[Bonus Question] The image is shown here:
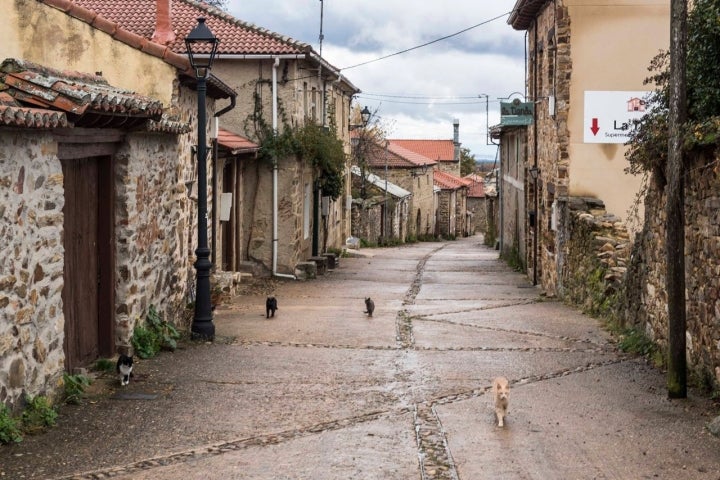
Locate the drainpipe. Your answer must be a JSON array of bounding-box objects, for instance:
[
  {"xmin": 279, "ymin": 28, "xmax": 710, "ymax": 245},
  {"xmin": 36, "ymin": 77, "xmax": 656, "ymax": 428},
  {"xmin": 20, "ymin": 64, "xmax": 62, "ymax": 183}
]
[
  {"xmin": 271, "ymin": 57, "xmax": 297, "ymax": 280},
  {"xmin": 532, "ymin": 20, "xmax": 539, "ymax": 286},
  {"xmin": 211, "ymin": 91, "xmax": 236, "ymax": 269}
]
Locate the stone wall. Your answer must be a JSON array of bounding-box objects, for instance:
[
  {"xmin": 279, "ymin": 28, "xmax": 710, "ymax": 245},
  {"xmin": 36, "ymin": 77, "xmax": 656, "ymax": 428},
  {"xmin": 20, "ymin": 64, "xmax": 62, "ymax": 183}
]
[
  {"xmin": 528, "ymin": 1, "xmax": 572, "ymax": 297},
  {"xmin": 436, "ymin": 191, "xmax": 452, "ymax": 237},
  {"xmin": 558, "ymin": 197, "xmax": 630, "ymax": 318},
  {"xmin": 113, "ymin": 128, "xmax": 193, "ymax": 350},
  {"xmin": 626, "ymin": 150, "xmax": 720, "ymax": 388},
  {"xmin": 0, "ymin": 130, "xmax": 66, "ymax": 408}
]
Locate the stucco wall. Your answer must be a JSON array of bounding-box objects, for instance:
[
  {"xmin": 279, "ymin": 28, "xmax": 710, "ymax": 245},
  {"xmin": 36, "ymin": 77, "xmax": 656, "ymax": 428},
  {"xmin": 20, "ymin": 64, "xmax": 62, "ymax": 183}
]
[
  {"xmin": 566, "ymin": 0, "xmax": 669, "ymax": 219},
  {"xmin": 6, "ymin": 1, "xmax": 177, "ymax": 104},
  {"xmin": 212, "ymin": 58, "xmax": 354, "ymax": 268}
]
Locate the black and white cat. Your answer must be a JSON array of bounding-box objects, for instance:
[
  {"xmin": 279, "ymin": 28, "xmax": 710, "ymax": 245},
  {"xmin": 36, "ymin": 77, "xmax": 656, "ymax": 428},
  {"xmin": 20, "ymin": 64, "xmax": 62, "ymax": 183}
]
[
  {"xmin": 364, "ymin": 297, "xmax": 375, "ymax": 317},
  {"xmin": 266, "ymin": 296, "xmax": 278, "ymax": 318},
  {"xmin": 116, "ymin": 354, "xmax": 134, "ymax": 386}
]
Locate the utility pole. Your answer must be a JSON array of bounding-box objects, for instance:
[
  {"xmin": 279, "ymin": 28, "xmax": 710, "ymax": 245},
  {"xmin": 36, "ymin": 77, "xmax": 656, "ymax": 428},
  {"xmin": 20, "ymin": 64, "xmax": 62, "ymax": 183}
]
[{"xmin": 666, "ymin": 0, "xmax": 688, "ymax": 399}]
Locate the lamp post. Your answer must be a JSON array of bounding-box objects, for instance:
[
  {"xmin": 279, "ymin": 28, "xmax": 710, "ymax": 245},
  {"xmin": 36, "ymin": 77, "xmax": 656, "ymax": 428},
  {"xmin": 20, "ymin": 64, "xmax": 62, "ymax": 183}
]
[
  {"xmin": 349, "ymin": 106, "xmax": 372, "ymax": 198},
  {"xmin": 185, "ymin": 17, "xmax": 219, "ymax": 340}
]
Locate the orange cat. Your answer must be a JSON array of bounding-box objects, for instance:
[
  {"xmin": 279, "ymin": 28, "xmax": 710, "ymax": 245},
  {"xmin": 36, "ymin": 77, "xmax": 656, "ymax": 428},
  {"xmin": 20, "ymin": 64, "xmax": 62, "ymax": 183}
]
[{"xmin": 492, "ymin": 377, "xmax": 510, "ymax": 427}]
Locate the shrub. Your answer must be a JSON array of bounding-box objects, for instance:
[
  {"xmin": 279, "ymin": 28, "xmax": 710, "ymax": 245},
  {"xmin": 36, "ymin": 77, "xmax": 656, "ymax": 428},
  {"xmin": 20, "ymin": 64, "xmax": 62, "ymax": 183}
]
[
  {"xmin": 132, "ymin": 305, "xmax": 181, "ymax": 359},
  {"xmin": 0, "ymin": 404, "xmax": 22, "ymax": 444},
  {"xmin": 63, "ymin": 373, "xmax": 92, "ymax": 405},
  {"xmin": 21, "ymin": 395, "xmax": 57, "ymax": 434}
]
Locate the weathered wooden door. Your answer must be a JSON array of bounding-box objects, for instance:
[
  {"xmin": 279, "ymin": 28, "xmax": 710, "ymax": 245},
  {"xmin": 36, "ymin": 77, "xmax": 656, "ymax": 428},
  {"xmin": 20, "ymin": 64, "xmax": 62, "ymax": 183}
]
[{"xmin": 62, "ymin": 156, "xmax": 113, "ymax": 370}]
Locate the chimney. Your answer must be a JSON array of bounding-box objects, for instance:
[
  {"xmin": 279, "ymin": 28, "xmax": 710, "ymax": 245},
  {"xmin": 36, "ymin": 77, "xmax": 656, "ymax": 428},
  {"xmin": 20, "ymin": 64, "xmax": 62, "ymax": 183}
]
[
  {"xmin": 152, "ymin": 0, "xmax": 176, "ymax": 45},
  {"xmin": 453, "ymin": 119, "xmax": 460, "ymax": 162}
]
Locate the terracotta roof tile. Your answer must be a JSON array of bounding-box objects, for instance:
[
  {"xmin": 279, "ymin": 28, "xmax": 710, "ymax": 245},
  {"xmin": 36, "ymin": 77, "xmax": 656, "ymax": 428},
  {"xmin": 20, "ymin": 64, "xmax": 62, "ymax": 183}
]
[
  {"xmin": 218, "ymin": 127, "xmax": 258, "ymax": 153},
  {"xmin": 434, "ymin": 169, "xmax": 468, "ymax": 190},
  {"xmin": 464, "ymin": 174, "xmax": 486, "ymax": 197},
  {"xmin": 72, "ymin": 0, "xmax": 311, "ymax": 56},
  {"xmin": 363, "ymin": 141, "xmax": 437, "ymax": 170},
  {"xmin": 389, "ymin": 139, "xmax": 456, "ymax": 162},
  {"xmin": 40, "ymin": 0, "xmax": 189, "ymax": 71},
  {"xmin": 0, "ymin": 58, "xmax": 163, "ymax": 128}
]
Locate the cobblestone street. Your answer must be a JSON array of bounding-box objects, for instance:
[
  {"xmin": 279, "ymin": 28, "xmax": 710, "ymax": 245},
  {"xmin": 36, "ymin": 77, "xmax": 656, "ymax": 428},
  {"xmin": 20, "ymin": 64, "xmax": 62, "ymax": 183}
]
[{"xmin": 2, "ymin": 236, "xmax": 720, "ymax": 479}]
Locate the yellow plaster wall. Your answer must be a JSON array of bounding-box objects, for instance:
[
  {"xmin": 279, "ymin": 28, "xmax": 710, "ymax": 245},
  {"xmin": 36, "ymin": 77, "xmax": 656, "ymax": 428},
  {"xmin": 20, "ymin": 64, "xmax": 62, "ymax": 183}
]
[
  {"xmin": 6, "ymin": 1, "xmax": 177, "ymax": 104},
  {"xmin": 566, "ymin": 0, "xmax": 669, "ymax": 220}
]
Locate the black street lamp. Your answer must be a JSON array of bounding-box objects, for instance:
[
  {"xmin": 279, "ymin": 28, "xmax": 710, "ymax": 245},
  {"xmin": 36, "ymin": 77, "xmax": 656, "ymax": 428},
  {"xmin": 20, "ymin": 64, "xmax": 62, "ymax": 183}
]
[{"xmin": 185, "ymin": 17, "xmax": 219, "ymax": 340}]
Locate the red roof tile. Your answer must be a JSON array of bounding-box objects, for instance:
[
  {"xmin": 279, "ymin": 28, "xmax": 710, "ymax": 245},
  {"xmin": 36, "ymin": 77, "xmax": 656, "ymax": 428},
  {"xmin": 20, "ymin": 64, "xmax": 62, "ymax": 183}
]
[
  {"xmin": 434, "ymin": 169, "xmax": 468, "ymax": 190},
  {"xmin": 363, "ymin": 141, "xmax": 438, "ymax": 170},
  {"xmin": 389, "ymin": 139, "xmax": 456, "ymax": 162},
  {"xmin": 464, "ymin": 174, "xmax": 485, "ymax": 198},
  {"xmin": 72, "ymin": 0, "xmax": 312, "ymax": 56},
  {"xmin": 39, "ymin": 0, "xmax": 189, "ymax": 72},
  {"xmin": 0, "ymin": 58, "xmax": 163, "ymax": 128},
  {"xmin": 218, "ymin": 127, "xmax": 258, "ymax": 153}
]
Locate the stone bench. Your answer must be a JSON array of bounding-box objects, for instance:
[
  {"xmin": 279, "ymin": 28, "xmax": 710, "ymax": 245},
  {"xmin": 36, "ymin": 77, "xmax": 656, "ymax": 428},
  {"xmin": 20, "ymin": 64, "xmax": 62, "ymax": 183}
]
[
  {"xmin": 294, "ymin": 261, "xmax": 317, "ymax": 280},
  {"xmin": 308, "ymin": 256, "xmax": 328, "ymax": 276},
  {"xmin": 322, "ymin": 252, "xmax": 337, "ymax": 270}
]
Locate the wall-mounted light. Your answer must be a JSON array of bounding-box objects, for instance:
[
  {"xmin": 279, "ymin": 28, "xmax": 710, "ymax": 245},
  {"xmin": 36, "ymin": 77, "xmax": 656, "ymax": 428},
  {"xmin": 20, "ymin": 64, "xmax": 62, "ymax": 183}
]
[
  {"xmin": 349, "ymin": 106, "xmax": 372, "ymax": 130},
  {"xmin": 528, "ymin": 166, "xmax": 540, "ymax": 180},
  {"xmin": 411, "ymin": 163, "xmax": 429, "ymax": 177}
]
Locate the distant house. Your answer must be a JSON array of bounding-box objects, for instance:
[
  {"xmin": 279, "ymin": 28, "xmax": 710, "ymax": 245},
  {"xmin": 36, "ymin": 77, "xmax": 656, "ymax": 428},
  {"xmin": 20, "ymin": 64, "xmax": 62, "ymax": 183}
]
[
  {"xmin": 349, "ymin": 166, "xmax": 412, "ymax": 244},
  {"xmin": 390, "ymin": 120, "xmax": 462, "ymax": 176},
  {"xmin": 464, "ymin": 173, "xmax": 487, "ymax": 235},
  {"xmin": 359, "ymin": 140, "xmax": 436, "ymax": 240},
  {"xmin": 75, "ymin": 0, "xmax": 361, "ymax": 277},
  {"xmin": 433, "ymin": 170, "xmax": 469, "ymax": 238},
  {"xmin": 2, "ymin": 0, "xmax": 227, "ymax": 407}
]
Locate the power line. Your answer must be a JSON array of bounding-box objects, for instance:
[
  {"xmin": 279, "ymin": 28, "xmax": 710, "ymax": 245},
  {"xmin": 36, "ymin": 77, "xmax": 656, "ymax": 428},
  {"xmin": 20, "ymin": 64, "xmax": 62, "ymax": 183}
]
[{"xmin": 341, "ymin": 11, "xmax": 513, "ymax": 70}]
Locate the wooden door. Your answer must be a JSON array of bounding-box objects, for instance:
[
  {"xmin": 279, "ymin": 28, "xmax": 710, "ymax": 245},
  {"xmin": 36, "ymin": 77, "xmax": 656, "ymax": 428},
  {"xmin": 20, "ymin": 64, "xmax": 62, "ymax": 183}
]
[{"xmin": 62, "ymin": 156, "xmax": 113, "ymax": 370}]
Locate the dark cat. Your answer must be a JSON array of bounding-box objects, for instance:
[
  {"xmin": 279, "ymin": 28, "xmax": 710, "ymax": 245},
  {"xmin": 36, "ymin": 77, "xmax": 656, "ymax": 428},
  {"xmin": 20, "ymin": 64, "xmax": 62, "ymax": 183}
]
[
  {"xmin": 116, "ymin": 354, "xmax": 133, "ymax": 386},
  {"xmin": 364, "ymin": 297, "xmax": 375, "ymax": 317},
  {"xmin": 266, "ymin": 296, "xmax": 278, "ymax": 318}
]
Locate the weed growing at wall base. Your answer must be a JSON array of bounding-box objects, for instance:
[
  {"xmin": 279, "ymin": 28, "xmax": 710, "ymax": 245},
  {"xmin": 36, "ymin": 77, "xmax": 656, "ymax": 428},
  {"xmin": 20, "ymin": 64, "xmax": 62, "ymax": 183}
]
[{"xmin": 0, "ymin": 404, "xmax": 22, "ymax": 444}]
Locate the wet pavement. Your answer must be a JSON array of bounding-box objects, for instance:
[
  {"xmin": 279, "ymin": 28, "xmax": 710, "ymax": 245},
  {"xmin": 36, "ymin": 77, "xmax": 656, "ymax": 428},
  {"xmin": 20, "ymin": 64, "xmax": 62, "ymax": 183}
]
[{"xmin": 2, "ymin": 236, "xmax": 720, "ymax": 479}]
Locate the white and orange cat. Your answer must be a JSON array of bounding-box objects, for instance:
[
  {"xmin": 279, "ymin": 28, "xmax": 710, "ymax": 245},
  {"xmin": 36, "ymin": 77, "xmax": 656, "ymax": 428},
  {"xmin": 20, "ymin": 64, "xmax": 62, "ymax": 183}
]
[{"xmin": 492, "ymin": 377, "xmax": 510, "ymax": 427}]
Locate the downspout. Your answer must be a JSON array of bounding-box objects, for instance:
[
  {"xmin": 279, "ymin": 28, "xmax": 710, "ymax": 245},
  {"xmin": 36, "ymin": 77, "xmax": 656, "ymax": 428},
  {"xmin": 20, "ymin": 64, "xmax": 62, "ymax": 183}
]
[
  {"xmin": 532, "ymin": 20, "xmax": 539, "ymax": 286},
  {"xmin": 272, "ymin": 56, "xmax": 297, "ymax": 279},
  {"xmin": 211, "ymin": 91, "xmax": 236, "ymax": 268}
]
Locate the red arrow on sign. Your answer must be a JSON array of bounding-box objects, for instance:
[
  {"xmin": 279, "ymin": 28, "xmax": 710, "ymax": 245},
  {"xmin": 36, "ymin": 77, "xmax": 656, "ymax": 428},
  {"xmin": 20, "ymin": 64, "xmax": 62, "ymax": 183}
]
[{"xmin": 590, "ymin": 118, "xmax": 600, "ymax": 136}]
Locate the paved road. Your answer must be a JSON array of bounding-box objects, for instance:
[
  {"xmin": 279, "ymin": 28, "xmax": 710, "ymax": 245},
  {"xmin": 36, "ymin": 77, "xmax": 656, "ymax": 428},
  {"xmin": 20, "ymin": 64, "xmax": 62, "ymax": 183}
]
[{"xmin": 2, "ymin": 236, "xmax": 720, "ymax": 479}]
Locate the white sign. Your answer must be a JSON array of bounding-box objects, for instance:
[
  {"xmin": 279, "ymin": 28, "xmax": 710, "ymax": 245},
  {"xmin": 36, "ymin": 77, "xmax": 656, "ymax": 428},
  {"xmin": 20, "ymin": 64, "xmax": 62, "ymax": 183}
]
[
  {"xmin": 220, "ymin": 192, "xmax": 233, "ymax": 222},
  {"xmin": 583, "ymin": 91, "xmax": 650, "ymax": 144}
]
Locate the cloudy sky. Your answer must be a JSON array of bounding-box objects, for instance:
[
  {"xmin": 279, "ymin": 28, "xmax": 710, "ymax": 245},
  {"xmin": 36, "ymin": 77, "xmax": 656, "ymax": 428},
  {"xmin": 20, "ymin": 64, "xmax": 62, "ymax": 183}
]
[{"xmin": 225, "ymin": 1, "xmax": 526, "ymax": 161}]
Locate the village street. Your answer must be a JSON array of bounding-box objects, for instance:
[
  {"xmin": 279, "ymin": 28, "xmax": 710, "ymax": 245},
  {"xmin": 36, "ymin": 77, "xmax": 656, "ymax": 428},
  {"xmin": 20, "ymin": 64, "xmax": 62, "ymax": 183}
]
[{"xmin": 2, "ymin": 235, "xmax": 720, "ymax": 479}]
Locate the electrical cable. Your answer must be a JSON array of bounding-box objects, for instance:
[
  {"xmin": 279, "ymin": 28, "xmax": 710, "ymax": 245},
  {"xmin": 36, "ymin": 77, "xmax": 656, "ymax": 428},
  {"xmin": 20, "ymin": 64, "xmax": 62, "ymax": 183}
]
[{"xmin": 340, "ymin": 11, "xmax": 513, "ymax": 70}]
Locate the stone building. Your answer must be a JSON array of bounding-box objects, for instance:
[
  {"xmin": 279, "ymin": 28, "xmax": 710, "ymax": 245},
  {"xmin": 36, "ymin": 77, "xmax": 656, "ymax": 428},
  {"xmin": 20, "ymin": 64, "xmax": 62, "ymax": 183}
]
[
  {"xmin": 390, "ymin": 120, "xmax": 461, "ymax": 177},
  {"xmin": 508, "ymin": 0, "xmax": 670, "ymax": 295},
  {"xmin": 1, "ymin": 0, "xmax": 229, "ymax": 407},
  {"xmin": 361, "ymin": 140, "xmax": 437, "ymax": 240},
  {"xmin": 74, "ymin": 0, "xmax": 361, "ymax": 277},
  {"xmin": 464, "ymin": 173, "xmax": 487, "ymax": 236},
  {"xmin": 433, "ymin": 170, "xmax": 469, "ymax": 238},
  {"xmin": 349, "ymin": 166, "xmax": 411, "ymax": 244}
]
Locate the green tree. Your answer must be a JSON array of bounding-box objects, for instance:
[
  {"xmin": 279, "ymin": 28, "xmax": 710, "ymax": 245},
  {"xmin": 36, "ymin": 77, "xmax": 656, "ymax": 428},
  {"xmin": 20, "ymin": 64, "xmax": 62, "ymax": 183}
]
[{"xmin": 460, "ymin": 147, "xmax": 476, "ymax": 176}]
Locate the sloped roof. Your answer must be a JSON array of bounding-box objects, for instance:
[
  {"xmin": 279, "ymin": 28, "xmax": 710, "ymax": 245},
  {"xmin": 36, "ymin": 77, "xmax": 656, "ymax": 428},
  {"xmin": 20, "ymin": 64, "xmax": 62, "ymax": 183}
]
[
  {"xmin": 364, "ymin": 141, "xmax": 438, "ymax": 170},
  {"xmin": 350, "ymin": 166, "xmax": 412, "ymax": 200},
  {"xmin": 38, "ymin": 0, "xmax": 235, "ymax": 99},
  {"xmin": 0, "ymin": 58, "xmax": 164, "ymax": 129},
  {"xmin": 72, "ymin": 0, "xmax": 311, "ymax": 56},
  {"xmin": 434, "ymin": 169, "xmax": 468, "ymax": 191},
  {"xmin": 464, "ymin": 173, "xmax": 486, "ymax": 198},
  {"xmin": 389, "ymin": 139, "xmax": 456, "ymax": 162},
  {"xmin": 218, "ymin": 127, "xmax": 258, "ymax": 154},
  {"xmin": 508, "ymin": 0, "xmax": 551, "ymax": 31}
]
